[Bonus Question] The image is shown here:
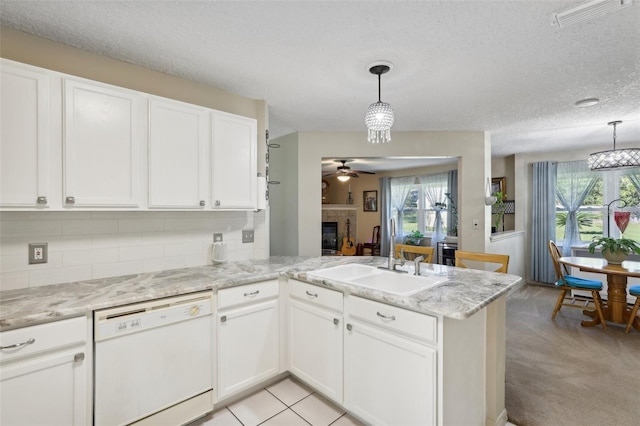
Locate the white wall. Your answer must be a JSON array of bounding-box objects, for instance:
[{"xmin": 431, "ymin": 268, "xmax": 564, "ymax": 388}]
[{"xmin": 0, "ymin": 210, "xmax": 266, "ymax": 290}]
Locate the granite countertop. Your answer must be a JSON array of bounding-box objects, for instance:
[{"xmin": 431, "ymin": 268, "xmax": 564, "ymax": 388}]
[{"xmin": 0, "ymin": 256, "xmax": 524, "ymax": 330}]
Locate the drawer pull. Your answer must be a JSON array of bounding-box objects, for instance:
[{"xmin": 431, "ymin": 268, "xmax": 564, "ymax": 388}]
[
  {"xmin": 333, "ymin": 318, "xmax": 339, "ymax": 325},
  {"xmin": 244, "ymin": 290, "xmax": 260, "ymax": 297},
  {"xmin": 376, "ymin": 312, "xmax": 396, "ymax": 321},
  {"xmin": 1, "ymin": 337, "xmax": 35, "ymax": 350},
  {"xmin": 305, "ymin": 290, "xmax": 318, "ymax": 298}
]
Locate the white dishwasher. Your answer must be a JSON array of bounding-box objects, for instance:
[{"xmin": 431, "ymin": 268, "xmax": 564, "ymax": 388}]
[{"xmin": 94, "ymin": 291, "xmax": 213, "ymax": 426}]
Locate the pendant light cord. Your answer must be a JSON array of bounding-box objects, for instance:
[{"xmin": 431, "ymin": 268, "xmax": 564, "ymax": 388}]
[
  {"xmin": 378, "ymin": 72, "xmax": 381, "ymax": 102},
  {"xmin": 612, "ymin": 122, "xmax": 617, "ymax": 150}
]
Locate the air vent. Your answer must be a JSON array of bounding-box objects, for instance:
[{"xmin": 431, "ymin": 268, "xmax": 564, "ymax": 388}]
[{"xmin": 552, "ymin": 0, "xmax": 632, "ymax": 28}]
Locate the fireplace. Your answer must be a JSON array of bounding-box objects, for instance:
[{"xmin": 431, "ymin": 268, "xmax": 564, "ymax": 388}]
[{"xmin": 322, "ymin": 221, "xmax": 338, "ymax": 255}]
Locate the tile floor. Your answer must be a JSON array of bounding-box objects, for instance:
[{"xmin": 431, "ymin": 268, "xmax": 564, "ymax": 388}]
[
  {"xmin": 190, "ymin": 375, "xmax": 519, "ymax": 426},
  {"xmin": 190, "ymin": 376, "xmax": 363, "ymax": 426}
]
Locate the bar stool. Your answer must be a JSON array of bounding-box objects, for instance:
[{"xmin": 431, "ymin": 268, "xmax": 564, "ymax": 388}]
[{"xmin": 626, "ymin": 285, "xmax": 640, "ymax": 333}]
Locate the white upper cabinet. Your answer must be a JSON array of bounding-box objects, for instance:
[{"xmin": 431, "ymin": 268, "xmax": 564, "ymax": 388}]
[
  {"xmin": 148, "ymin": 97, "xmax": 208, "ymax": 208},
  {"xmin": 211, "ymin": 111, "xmax": 257, "ymax": 210},
  {"xmin": 63, "ymin": 78, "xmax": 144, "ymax": 208},
  {"xmin": 0, "ymin": 60, "xmax": 51, "ymax": 208}
]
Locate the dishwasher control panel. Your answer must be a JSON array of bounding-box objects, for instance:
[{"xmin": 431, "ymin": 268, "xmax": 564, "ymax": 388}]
[{"xmin": 94, "ymin": 291, "xmax": 213, "ymax": 341}]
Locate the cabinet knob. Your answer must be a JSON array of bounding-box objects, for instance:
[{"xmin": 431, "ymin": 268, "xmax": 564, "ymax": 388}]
[
  {"xmin": 65, "ymin": 196, "xmax": 75, "ymax": 205},
  {"xmin": 220, "ymin": 315, "xmax": 227, "ymax": 323},
  {"xmin": 215, "ymin": 200, "xmax": 221, "ymax": 206},
  {"xmin": 36, "ymin": 196, "xmax": 48, "ymax": 205},
  {"xmin": 333, "ymin": 318, "xmax": 339, "ymax": 325},
  {"xmin": 346, "ymin": 324, "xmax": 352, "ymax": 331},
  {"xmin": 200, "ymin": 200, "xmax": 206, "ymax": 207},
  {"xmin": 74, "ymin": 352, "xmax": 85, "ymax": 362}
]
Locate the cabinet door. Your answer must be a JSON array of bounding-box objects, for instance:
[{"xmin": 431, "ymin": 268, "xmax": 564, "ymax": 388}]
[
  {"xmin": 217, "ymin": 299, "xmax": 279, "ymax": 399},
  {"xmin": 211, "ymin": 111, "xmax": 257, "ymax": 210},
  {"xmin": 0, "ymin": 348, "xmax": 88, "ymax": 426},
  {"xmin": 0, "ymin": 60, "xmax": 51, "ymax": 208},
  {"xmin": 148, "ymin": 97, "xmax": 208, "ymax": 208},
  {"xmin": 344, "ymin": 321, "xmax": 436, "ymax": 426},
  {"xmin": 289, "ymin": 298, "xmax": 343, "ymax": 402},
  {"xmin": 63, "ymin": 78, "xmax": 143, "ymax": 207}
]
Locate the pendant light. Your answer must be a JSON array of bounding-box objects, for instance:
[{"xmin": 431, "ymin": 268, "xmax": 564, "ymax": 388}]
[
  {"xmin": 588, "ymin": 121, "xmax": 640, "ymax": 171},
  {"xmin": 364, "ymin": 62, "xmax": 394, "ymax": 144}
]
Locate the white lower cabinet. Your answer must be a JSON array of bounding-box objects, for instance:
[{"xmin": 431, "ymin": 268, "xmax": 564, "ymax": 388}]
[
  {"xmin": 344, "ymin": 296, "xmax": 437, "ymax": 426},
  {"xmin": 288, "ymin": 280, "xmax": 343, "ymax": 402},
  {"xmin": 0, "ymin": 316, "xmax": 89, "ymax": 426},
  {"xmin": 217, "ymin": 280, "xmax": 280, "ymax": 400}
]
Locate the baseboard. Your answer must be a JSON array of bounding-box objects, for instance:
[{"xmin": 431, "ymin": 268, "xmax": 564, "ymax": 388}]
[{"xmin": 486, "ymin": 408, "xmax": 509, "ymax": 426}]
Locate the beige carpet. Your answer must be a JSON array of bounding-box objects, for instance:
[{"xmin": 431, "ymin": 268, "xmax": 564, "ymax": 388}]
[{"xmin": 505, "ymin": 284, "xmax": 640, "ymax": 426}]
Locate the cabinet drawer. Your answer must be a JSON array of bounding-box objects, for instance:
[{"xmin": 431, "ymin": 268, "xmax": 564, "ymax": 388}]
[
  {"xmin": 289, "ymin": 280, "xmax": 343, "ymax": 313},
  {"xmin": 0, "ymin": 316, "xmax": 87, "ymax": 363},
  {"xmin": 348, "ymin": 297, "xmax": 436, "ymax": 344},
  {"xmin": 218, "ymin": 280, "xmax": 279, "ymax": 310}
]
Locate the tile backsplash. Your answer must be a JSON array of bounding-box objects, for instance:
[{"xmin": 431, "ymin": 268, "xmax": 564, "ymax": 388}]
[{"xmin": 0, "ymin": 210, "xmax": 267, "ymax": 291}]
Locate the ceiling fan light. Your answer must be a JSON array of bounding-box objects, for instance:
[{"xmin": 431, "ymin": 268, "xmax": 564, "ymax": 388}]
[{"xmin": 337, "ymin": 175, "xmax": 351, "ymax": 182}]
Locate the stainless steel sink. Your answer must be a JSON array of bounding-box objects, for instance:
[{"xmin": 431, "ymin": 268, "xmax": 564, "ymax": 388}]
[{"xmin": 307, "ymin": 264, "xmax": 448, "ymax": 296}]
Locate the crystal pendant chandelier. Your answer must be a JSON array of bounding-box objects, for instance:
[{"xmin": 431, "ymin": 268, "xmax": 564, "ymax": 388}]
[
  {"xmin": 364, "ymin": 63, "xmax": 394, "ymax": 143},
  {"xmin": 588, "ymin": 121, "xmax": 640, "ymax": 171}
]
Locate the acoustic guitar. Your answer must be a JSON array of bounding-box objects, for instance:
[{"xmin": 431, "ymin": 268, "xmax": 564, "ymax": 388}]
[{"xmin": 341, "ymin": 219, "xmax": 356, "ymax": 256}]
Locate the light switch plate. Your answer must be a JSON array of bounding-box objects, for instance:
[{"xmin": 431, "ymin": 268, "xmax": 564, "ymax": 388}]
[
  {"xmin": 242, "ymin": 229, "xmax": 254, "ymax": 243},
  {"xmin": 29, "ymin": 242, "xmax": 48, "ymax": 264}
]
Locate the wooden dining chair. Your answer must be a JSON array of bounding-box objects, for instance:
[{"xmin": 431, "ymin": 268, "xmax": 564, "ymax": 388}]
[
  {"xmin": 362, "ymin": 225, "xmax": 381, "ymax": 256},
  {"xmin": 454, "ymin": 250, "xmax": 509, "ymax": 273},
  {"xmin": 547, "ymin": 240, "xmax": 606, "ymax": 329},
  {"xmin": 626, "ymin": 285, "xmax": 640, "ymax": 333},
  {"xmin": 394, "ymin": 244, "xmax": 434, "ymax": 263}
]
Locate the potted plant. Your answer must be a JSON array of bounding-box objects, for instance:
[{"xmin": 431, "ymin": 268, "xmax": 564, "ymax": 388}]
[
  {"xmin": 404, "ymin": 230, "xmax": 424, "ymax": 246},
  {"xmin": 588, "ymin": 236, "xmax": 640, "ymax": 264}
]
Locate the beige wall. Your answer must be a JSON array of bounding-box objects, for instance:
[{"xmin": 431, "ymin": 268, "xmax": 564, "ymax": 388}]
[{"xmin": 291, "ymin": 131, "xmax": 492, "ymax": 257}]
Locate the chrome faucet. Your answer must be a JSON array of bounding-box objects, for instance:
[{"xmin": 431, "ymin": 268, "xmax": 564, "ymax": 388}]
[
  {"xmin": 385, "ymin": 218, "xmax": 406, "ymax": 272},
  {"xmin": 413, "ymin": 255, "xmax": 424, "ymax": 275}
]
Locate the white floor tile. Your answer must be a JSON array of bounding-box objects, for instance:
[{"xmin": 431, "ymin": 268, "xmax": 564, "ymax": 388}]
[
  {"xmin": 190, "ymin": 407, "xmax": 242, "ymax": 426},
  {"xmin": 260, "ymin": 408, "xmax": 310, "ymax": 426},
  {"xmin": 228, "ymin": 389, "xmax": 287, "ymax": 426},
  {"xmin": 329, "ymin": 414, "xmax": 365, "ymax": 426},
  {"xmin": 291, "ymin": 394, "xmax": 345, "ymax": 426},
  {"xmin": 266, "ymin": 377, "xmax": 313, "ymax": 406}
]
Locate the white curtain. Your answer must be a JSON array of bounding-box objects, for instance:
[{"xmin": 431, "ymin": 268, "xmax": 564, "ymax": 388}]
[
  {"xmin": 556, "ymin": 160, "xmax": 599, "ymax": 256},
  {"xmin": 390, "ymin": 176, "xmax": 416, "ymax": 244},
  {"xmin": 379, "ymin": 177, "xmax": 392, "ymax": 257},
  {"xmin": 418, "ymin": 172, "xmax": 448, "ymax": 247}
]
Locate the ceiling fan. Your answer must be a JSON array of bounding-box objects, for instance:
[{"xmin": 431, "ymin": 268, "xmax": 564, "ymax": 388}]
[{"xmin": 323, "ymin": 160, "xmax": 375, "ymax": 180}]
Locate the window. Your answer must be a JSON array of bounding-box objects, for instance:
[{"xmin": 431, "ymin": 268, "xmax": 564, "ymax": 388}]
[
  {"xmin": 555, "ymin": 165, "xmax": 640, "ymax": 242},
  {"xmin": 393, "ymin": 173, "xmax": 450, "ymax": 236}
]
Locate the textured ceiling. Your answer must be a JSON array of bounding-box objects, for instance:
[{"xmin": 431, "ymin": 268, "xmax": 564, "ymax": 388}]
[{"xmin": 1, "ymin": 0, "xmax": 639, "ymax": 163}]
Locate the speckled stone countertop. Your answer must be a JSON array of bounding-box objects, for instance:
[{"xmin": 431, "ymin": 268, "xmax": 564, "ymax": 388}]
[{"xmin": 0, "ymin": 256, "xmax": 524, "ymax": 330}]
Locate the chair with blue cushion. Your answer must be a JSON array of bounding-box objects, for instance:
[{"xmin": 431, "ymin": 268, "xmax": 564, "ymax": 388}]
[
  {"xmin": 548, "ymin": 240, "xmax": 606, "ymax": 329},
  {"xmin": 626, "ymin": 285, "xmax": 640, "ymax": 333}
]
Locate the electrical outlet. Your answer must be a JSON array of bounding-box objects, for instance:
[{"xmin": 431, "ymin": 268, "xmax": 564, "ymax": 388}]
[
  {"xmin": 28, "ymin": 243, "xmax": 48, "ymax": 264},
  {"xmin": 472, "ymin": 219, "xmax": 479, "ymax": 230},
  {"xmin": 242, "ymin": 229, "xmax": 254, "ymax": 243},
  {"xmin": 213, "ymin": 233, "xmax": 223, "ymax": 242}
]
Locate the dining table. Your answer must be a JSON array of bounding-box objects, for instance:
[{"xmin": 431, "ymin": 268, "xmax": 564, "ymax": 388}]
[{"xmin": 559, "ymin": 256, "xmax": 640, "ymax": 331}]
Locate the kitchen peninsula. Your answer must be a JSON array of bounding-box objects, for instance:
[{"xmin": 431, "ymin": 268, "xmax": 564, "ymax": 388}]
[{"xmin": 0, "ymin": 256, "xmax": 523, "ymax": 426}]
